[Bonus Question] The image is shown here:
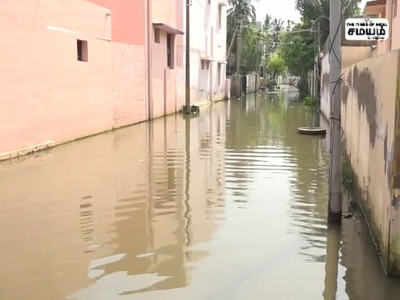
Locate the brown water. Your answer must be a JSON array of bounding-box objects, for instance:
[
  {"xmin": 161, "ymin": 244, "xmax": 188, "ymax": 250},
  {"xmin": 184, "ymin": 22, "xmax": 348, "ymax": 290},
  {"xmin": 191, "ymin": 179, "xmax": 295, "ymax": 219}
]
[{"xmin": 1, "ymin": 93, "xmax": 400, "ymax": 300}]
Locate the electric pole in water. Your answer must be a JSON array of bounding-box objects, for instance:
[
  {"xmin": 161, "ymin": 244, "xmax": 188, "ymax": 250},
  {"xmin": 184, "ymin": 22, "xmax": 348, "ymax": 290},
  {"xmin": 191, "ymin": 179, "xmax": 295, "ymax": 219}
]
[
  {"xmin": 185, "ymin": 0, "xmax": 191, "ymax": 110},
  {"xmin": 236, "ymin": 20, "xmax": 243, "ymax": 97},
  {"xmin": 328, "ymin": 0, "xmax": 342, "ymax": 223},
  {"xmin": 236, "ymin": 20, "xmax": 242, "ymax": 75}
]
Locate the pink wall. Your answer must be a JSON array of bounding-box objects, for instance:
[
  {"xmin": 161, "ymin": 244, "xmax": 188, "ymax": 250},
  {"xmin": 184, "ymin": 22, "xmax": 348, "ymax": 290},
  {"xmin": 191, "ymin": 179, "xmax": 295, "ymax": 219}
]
[
  {"xmin": 375, "ymin": 0, "xmax": 400, "ymax": 54},
  {"xmin": 0, "ymin": 0, "xmax": 189, "ymax": 158},
  {"xmin": 0, "ymin": 0, "xmax": 146, "ymax": 155},
  {"xmin": 87, "ymin": 0, "xmax": 145, "ymax": 45},
  {"xmin": 150, "ymin": 0, "xmax": 185, "ymax": 119},
  {"xmin": 391, "ymin": 0, "xmax": 400, "ymax": 50}
]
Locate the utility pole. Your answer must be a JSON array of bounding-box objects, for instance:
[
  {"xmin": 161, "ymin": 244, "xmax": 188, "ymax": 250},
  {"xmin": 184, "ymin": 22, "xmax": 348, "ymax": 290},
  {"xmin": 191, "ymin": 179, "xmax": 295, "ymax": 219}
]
[
  {"xmin": 317, "ymin": 21, "xmax": 321, "ymax": 104},
  {"xmin": 236, "ymin": 20, "xmax": 242, "ymax": 75},
  {"xmin": 146, "ymin": 0, "xmax": 153, "ymax": 120},
  {"xmin": 236, "ymin": 20, "xmax": 243, "ymax": 97},
  {"xmin": 328, "ymin": 0, "xmax": 342, "ymax": 223},
  {"xmin": 314, "ymin": 21, "xmax": 318, "ymax": 101},
  {"xmin": 185, "ymin": 0, "xmax": 191, "ymax": 110}
]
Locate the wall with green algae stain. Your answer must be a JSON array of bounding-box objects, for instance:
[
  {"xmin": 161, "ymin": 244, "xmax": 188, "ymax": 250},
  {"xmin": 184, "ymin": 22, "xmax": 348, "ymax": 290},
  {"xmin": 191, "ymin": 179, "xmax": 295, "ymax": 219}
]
[
  {"xmin": 342, "ymin": 151, "xmax": 390, "ymax": 273},
  {"xmin": 389, "ymin": 56, "xmax": 400, "ymax": 276},
  {"xmin": 341, "ymin": 50, "xmax": 400, "ymax": 276}
]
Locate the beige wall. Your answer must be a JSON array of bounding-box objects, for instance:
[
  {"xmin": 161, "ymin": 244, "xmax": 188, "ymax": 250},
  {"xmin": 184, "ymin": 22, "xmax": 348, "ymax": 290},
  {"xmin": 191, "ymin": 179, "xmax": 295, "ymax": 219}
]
[
  {"xmin": 342, "ymin": 46, "xmax": 374, "ymax": 68},
  {"xmin": 320, "ymin": 46, "xmax": 374, "ymax": 120},
  {"xmin": 341, "ymin": 50, "xmax": 400, "ymax": 275},
  {"xmin": 0, "ymin": 0, "xmax": 147, "ymax": 157}
]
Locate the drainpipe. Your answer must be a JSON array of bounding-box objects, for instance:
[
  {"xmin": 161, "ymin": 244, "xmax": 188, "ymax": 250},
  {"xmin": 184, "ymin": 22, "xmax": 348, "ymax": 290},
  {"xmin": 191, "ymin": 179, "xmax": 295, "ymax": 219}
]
[
  {"xmin": 185, "ymin": 0, "xmax": 191, "ymax": 109},
  {"xmin": 146, "ymin": 0, "xmax": 153, "ymax": 120},
  {"xmin": 390, "ymin": 0, "xmax": 394, "ymax": 51}
]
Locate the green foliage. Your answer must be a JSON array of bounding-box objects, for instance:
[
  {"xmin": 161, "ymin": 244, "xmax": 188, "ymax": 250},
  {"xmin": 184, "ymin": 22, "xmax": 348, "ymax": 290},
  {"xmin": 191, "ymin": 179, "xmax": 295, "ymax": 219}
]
[
  {"xmin": 240, "ymin": 23, "xmax": 265, "ymax": 74},
  {"xmin": 226, "ymin": 6, "xmax": 286, "ymax": 76},
  {"xmin": 297, "ymin": 75, "xmax": 310, "ymax": 99},
  {"xmin": 267, "ymin": 53, "xmax": 286, "ymax": 79},
  {"xmin": 304, "ymin": 96, "xmax": 316, "ymax": 107},
  {"xmin": 342, "ymin": 153, "xmax": 354, "ymax": 190},
  {"xmin": 227, "ymin": 0, "xmax": 256, "ymax": 24},
  {"xmin": 296, "ymin": 0, "xmax": 361, "ymax": 45},
  {"xmin": 227, "ymin": 0, "xmax": 257, "ymax": 75},
  {"xmin": 263, "ymin": 15, "xmax": 285, "ymax": 64},
  {"xmin": 279, "ymin": 24, "xmax": 314, "ymax": 77}
]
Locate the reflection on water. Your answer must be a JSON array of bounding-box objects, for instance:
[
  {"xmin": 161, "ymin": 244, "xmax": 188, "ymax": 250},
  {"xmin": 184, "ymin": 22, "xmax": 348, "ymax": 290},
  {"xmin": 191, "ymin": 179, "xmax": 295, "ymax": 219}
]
[{"xmin": 1, "ymin": 93, "xmax": 400, "ymax": 299}]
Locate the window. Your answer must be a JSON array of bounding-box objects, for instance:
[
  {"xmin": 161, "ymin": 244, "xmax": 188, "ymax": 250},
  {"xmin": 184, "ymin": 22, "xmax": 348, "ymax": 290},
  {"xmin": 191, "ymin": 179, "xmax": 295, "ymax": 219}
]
[
  {"xmin": 217, "ymin": 63, "xmax": 222, "ymax": 85},
  {"xmin": 77, "ymin": 40, "xmax": 88, "ymax": 62},
  {"xmin": 154, "ymin": 28, "xmax": 160, "ymax": 43},
  {"xmin": 167, "ymin": 34, "xmax": 174, "ymax": 69},
  {"xmin": 201, "ymin": 60, "xmax": 210, "ymax": 70}
]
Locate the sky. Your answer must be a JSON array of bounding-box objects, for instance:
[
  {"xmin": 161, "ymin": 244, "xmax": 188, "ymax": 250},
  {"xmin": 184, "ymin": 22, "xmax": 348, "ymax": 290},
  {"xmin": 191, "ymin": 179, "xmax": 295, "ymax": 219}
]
[{"xmin": 254, "ymin": 0, "xmax": 370, "ymax": 24}]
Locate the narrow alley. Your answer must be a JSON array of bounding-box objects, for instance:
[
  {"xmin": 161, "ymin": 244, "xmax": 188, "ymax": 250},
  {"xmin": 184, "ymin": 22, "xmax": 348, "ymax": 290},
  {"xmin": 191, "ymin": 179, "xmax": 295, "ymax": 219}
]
[{"xmin": 2, "ymin": 93, "xmax": 400, "ymax": 300}]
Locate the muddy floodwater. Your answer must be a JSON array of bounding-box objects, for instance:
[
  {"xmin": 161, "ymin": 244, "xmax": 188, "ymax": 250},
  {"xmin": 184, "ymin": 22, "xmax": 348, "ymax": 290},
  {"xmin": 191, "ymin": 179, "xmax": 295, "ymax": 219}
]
[{"xmin": 1, "ymin": 92, "xmax": 400, "ymax": 299}]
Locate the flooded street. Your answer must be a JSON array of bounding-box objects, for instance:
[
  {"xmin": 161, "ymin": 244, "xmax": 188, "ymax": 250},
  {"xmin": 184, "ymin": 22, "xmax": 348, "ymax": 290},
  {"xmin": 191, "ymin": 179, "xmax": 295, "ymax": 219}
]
[{"xmin": 1, "ymin": 93, "xmax": 400, "ymax": 299}]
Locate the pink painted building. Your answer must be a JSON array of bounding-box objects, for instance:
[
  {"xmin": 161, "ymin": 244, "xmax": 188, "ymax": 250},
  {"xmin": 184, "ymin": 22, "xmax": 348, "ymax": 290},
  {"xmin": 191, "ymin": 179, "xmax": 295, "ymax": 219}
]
[
  {"xmin": 150, "ymin": 0, "xmax": 186, "ymax": 118},
  {"xmin": 364, "ymin": 0, "xmax": 400, "ymax": 55},
  {"xmin": 0, "ymin": 0, "xmax": 190, "ymax": 159}
]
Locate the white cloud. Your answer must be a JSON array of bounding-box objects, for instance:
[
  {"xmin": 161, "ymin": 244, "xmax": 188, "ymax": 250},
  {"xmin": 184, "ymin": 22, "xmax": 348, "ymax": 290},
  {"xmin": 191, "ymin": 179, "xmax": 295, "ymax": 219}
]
[
  {"xmin": 254, "ymin": 0, "xmax": 301, "ymax": 23},
  {"xmin": 254, "ymin": 0, "xmax": 370, "ymax": 24}
]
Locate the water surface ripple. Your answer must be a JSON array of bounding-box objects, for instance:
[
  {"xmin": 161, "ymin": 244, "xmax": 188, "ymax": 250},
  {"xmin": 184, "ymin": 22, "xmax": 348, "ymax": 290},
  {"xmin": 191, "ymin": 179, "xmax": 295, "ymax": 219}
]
[{"xmin": 1, "ymin": 93, "xmax": 400, "ymax": 299}]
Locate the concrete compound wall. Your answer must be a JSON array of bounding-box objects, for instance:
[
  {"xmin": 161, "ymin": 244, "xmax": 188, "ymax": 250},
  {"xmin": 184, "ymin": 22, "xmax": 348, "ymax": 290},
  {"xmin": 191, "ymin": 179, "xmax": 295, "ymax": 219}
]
[
  {"xmin": 341, "ymin": 50, "xmax": 400, "ymax": 275},
  {"xmin": 246, "ymin": 73, "xmax": 259, "ymax": 94},
  {"xmin": 321, "ymin": 46, "xmax": 374, "ymax": 120}
]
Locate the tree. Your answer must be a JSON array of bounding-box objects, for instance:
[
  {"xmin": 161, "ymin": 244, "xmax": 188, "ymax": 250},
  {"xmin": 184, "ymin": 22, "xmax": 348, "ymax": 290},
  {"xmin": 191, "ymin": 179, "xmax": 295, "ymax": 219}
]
[
  {"xmin": 267, "ymin": 53, "xmax": 286, "ymax": 80},
  {"xmin": 227, "ymin": 0, "xmax": 257, "ymax": 75},
  {"xmin": 270, "ymin": 18, "xmax": 285, "ymax": 53},
  {"xmin": 227, "ymin": 0, "xmax": 256, "ymax": 24},
  {"xmin": 263, "ymin": 15, "xmax": 285, "ymax": 58},
  {"xmin": 279, "ymin": 23, "xmax": 315, "ymax": 97},
  {"xmin": 280, "ymin": 24, "xmax": 314, "ymax": 77},
  {"xmin": 241, "ymin": 23, "xmax": 265, "ymax": 74},
  {"xmin": 296, "ymin": 0, "xmax": 361, "ymax": 45}
]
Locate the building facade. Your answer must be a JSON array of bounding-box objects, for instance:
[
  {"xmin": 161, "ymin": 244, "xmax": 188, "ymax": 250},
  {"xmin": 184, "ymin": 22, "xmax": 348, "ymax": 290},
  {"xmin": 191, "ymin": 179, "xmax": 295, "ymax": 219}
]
[
  {"xmin": 0, "ymin": 0, "xmax": 228, "ymax": 160},
  {"xmin": 190, "ymin": 0, "xmax": 228, "ymax": 105},
  {"xmin": 0, "ymin": 0, "xmax": 149, "ymax": 158},
  {"xmin": 151, "ymin": 0, "xmax": 186, "ymax": 118},
  {"xmin": 364, "ymin": 0, "xmax": 400, "ymax": 55}
]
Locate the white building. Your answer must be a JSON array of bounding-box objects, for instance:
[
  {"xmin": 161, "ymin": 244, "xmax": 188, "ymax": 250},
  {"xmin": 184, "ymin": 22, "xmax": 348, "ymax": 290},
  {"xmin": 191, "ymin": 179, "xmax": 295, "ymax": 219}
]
[{"xmin": 190, "ymin": 0, "xmax": 228, "ymax": 105}]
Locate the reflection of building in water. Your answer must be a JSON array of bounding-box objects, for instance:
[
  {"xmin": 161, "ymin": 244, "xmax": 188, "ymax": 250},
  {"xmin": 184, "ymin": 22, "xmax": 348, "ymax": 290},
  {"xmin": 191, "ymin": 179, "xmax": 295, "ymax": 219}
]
[
  {"xmin": 70, "ymin": 106, "xmax": 228, "ymax": 298},
  {"xmin": 80, "ymin": 196, "xmax": 94, "ymax": 246},
  {"xmin": 335, "ymin": 191, "xmax": 400, "ymax": 300},
  {"xmin": 0, "ymin": 104, "xmax": 228, "ymax": 300}
]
